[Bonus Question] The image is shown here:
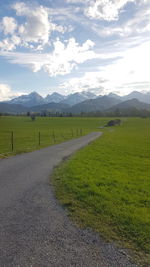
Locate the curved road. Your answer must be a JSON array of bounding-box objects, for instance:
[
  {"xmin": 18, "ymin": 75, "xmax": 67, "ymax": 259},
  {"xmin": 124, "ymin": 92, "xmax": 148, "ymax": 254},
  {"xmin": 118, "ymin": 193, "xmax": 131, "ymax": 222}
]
[{"xmin": 0, "ymin": 132, "xmax": 137, "ymax": 267}]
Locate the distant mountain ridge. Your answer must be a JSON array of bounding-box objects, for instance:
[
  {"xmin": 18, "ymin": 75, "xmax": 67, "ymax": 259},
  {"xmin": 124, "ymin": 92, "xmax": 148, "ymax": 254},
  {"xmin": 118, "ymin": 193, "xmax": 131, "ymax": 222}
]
[
  {"xmin": 3, "ymin": 90, "xmax": 150, "ymax": 107},
  {"xmin": 64, "ymin": 95, "xmax": 121, "ymax": 114},
  {"xmin": 5, "ymin": 91, "xmax": 97, "ymax": 107},
  {"xmin": 0, "ymin": 90, "xmax": 150, "ymax": 114},
  {"xmin": 123, "ymin": 91, "xmax": 150, "ymax": 104},
  {"xmin": 9, "ymin": 92, "xmax": 45, "ymax": 107},
  {"xmin": 30, "ymin": 102, "xmax": 70, "ymax": 113},
  {"xmin": 0, "ymin": 103, "xmax": 28, "ymax": 113},
  {"xmin": 61, "ymin": 91, "xmax": 96, "ymax": 106},
  {"xmin": 45, "ymin": 92, "xmax": 65, "ymax": 103},
  {"xmin": 107, "ymin": 98, "xmax": 150, "ymax": 112}
]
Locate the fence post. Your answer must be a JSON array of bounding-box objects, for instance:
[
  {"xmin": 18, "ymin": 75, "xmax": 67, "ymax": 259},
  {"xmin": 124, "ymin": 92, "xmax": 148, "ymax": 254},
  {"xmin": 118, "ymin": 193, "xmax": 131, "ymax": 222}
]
[
  {"xmin": 39, "ymin": 131, "xmax": 40, "ymax": 146},
  {"xmin": 53, "ymin": 131, "xmax": 56, "ymax": 143},
  {"xmin": 61, "ymin": 132, "xmax": 64, "ymax": 140},
  {"xmin": 11, "ymin": 131, "xmax": 14, "ymax": 151}
]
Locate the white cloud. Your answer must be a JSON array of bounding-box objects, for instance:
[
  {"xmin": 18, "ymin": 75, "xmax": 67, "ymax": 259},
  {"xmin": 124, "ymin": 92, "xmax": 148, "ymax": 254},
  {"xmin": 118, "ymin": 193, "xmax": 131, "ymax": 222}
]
[
  {"xmin": 0, "ymin": 36, "xmax": 21, "ymax": 51},
  {"xmin": 60, "ymin": 72, "xmax": 107, "ymax": 95},
  {"xmin": 12, "ymin": 2, "xmax": 52, "ymax": 46},
  {"xmin": 0, "ymin": 2, "xmax": 67, "ymax": 52},
  {"xmin": 0, "ymin": 17, "xmax": 20, "ymax": 51},
  {"xmin": 95, "ymin": 41, "xmax": 150, "ymax": 94},
  {"xmin": 96, "ymin": 6, "xmax": 150, "ymax": 37},
  {"xmin": 44, "ymin": 38, "xmax": 96, "ymax": 76},
  {"xmin": 59, "ymin": 40, "xmax": 150, "ymax": 95},
  {"xmin": 0, "ymin": 17, "xmax": 18, "ymax": 35},
  {"xmin": 0, "ymin": 38, "xmax": 99, "ymax": 76},
  {"xmin": 109, "ymin": 45, "xmax": 148, "ymax": 78},
  {"xmin": 85, "ymin": 0, "xmax": 135, "ymax": 21},
  {"xmin": 65, "ymin": 0, "xmax": 89, "ymax": 3},
  {"xmin": 0, "ymin": 84, "xmax": 22, "ymax": 101},
  {"xmin": 50, "ymin": 1, "xmax": 150, "ymax": 41}
]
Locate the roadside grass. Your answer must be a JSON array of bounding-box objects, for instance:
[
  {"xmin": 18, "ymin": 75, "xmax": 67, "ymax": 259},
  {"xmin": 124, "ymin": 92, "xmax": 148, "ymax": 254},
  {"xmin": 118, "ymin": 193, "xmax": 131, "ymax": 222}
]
[
  {"xmin": 52, "ymin": 118, "xmax": 150, "ymax": 266},
  {"xmin": 0, "ymin": 116, "xmax": 108, "ymax": 157}
]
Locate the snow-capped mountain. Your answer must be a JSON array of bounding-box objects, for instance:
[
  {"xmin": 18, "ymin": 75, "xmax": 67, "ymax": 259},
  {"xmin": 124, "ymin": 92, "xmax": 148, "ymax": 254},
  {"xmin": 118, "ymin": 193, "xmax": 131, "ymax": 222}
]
[
  {"xmin": 6, "ymin": 91, "xmax": 96, "ymax": 107},
  {"xmin": 45, "ymin": 92, "xmax": 65, "ymax": 103},
  {"xmin": 61, "ymin": 91, "xmax": 96, "ymax": 106},
  {"xmin": 123, "ymin": 91, "xmax": 150, "ymax": 104},
  {"xmin": 107, "ymin": 93, "xmax": 122, "ymax": 100},
  {"xmin": 9, "ymin": 92, "xmax": 45, "ymax": 107},
  {"xmin": 4, "ymin": 90, "xmax": 150, "ymax": 108}
]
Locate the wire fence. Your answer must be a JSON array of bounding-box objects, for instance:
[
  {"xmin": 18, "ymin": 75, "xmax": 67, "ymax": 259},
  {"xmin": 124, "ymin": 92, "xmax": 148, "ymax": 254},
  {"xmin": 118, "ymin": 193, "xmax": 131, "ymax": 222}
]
[{"xmin": 0, "ymin": 128, "xmax": 85, "ymax": 156}]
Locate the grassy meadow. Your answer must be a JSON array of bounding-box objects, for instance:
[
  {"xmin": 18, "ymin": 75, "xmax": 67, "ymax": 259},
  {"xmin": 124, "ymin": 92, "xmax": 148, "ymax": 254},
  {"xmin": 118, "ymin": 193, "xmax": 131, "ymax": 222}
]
[
  {"xmin": 0, "ymin": 116, "xmax": 108, "ymax": 157},
  {"xmin": 53, "ymin": 118, "xmax": 150, "ymax": 266}
]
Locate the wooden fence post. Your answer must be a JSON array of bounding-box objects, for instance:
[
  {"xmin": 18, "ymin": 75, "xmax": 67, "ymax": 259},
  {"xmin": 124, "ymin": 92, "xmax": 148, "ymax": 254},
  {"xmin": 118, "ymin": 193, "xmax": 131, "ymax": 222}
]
[
  {"xmin": 53, "ymin": 131, "xmax": 56, "ymax": 143},
  {"xmin": 11, "ymin": 131, "xmax": 14, "ymax": 151},
  {"xmin": 61, "ymin": 132, "xmax": 64, "ymax": 139},
  {"xmin": 39, "ymin": 131, "xmax": 41, "ymax": 146}
]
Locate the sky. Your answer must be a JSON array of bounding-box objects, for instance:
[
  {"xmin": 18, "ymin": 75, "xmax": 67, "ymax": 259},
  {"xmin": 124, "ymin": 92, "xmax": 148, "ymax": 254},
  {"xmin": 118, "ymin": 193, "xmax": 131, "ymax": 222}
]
[{"xmin": 0, "ymin": 0, "xmax": 150, "ymax": 100}]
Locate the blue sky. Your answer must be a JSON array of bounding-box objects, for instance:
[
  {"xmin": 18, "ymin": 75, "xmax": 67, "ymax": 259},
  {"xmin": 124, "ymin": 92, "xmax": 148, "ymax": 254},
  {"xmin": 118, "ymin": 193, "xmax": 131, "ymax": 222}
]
[{"xmin": 0, "ymin": 0, "xmax": 150, "ymax": 100}]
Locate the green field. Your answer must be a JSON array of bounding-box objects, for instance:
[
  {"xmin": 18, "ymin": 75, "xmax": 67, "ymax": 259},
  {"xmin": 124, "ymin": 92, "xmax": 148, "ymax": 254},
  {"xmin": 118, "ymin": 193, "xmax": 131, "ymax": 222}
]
[
  {"xmin": 0, "ymin": 116, "xmax": 107, "ymax": 157},
  {"xmin": 53, "ymin": 118, "xmax": 150, "ymax": 266}
]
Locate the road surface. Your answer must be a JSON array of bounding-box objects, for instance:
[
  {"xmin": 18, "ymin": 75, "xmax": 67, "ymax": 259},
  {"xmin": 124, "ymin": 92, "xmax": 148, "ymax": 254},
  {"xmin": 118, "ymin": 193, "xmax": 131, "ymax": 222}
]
[{"xmin": 0, "ymin": 132, "xmax": 137, "ymax": 266}]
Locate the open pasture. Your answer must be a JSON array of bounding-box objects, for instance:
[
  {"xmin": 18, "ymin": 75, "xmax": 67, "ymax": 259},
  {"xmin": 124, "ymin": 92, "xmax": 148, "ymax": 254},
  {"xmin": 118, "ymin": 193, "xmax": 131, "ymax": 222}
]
[
  {"xmin": 0, "ymin": 116, "xmax": 107, "ymax": 157},
  {"xmin": 53, "ymin": 118, "xmax": 150, "ymax": 265}
]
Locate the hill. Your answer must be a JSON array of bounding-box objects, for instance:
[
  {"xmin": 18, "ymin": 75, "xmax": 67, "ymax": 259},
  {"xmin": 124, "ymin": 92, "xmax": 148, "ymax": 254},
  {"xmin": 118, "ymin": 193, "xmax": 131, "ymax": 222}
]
[
  {"xmin": 0, "ymin": 103, "xmax": 27, "ymax": 114},
  {"xmin": 30, "ymin": 102, "xmax": 70, "ymax": 113},
  {"xmin": 65, "ymin": 96, "xmax": 121, "ymax": 114},
  {"xmin": 108, "ymin": 98, "xmax": 150, "ymax": 111},
  {"xmin": 123, "ymin": 91, "xmax": 150, "ymax": 104}
]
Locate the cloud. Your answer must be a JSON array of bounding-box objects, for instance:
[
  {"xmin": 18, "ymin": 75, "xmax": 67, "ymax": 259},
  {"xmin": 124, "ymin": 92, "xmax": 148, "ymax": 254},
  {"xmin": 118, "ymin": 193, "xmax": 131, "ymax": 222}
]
[
  {"xmin": 50, "ymin": 1, "xmax": 150, "ymax": 40},
  {"xmin": 96, "ymin": 6, "xmax": 150, "ymax": 37},
  {"xmin": 95, "ymin": 40, "xmax": 150, "ymax": 94},
  {"xmin": 0, "ymin": 35, "xmax": 21, "ymax": 51},
  {"xmin": 59, "ymin": 72, "xmax": 107, "ymax": 95},
  {"xmin": 0, "ymin": 17, "xmax": 20, "ymax": 51},
  {"xmin": 0, "ymin": 84, "xmax": 22, "ymax": 101},
  {"xmin": 0, "ymin": 17, "xmax": 18, "ymax": 35},
  {"xmin": 85, "ymin": 0, "xmax": 135, "ymax": 21},
  {"xmin": 12, "ymin": 2, "xmax": 60, "ymax": 47},
  {"xmin": 59, "ymin": 39, "xmax": 150, "ymax": 95},
  {"xmin": 0, "ymin": 2, "xmax": 67, "ymax": 52},
  {"xmin": 0, "ymin": 38, "xmax": 100, "ymax": 76},
  {"xmin": 43, "ymin": 38, "xmax": 97, "ymax": 76},
  {"xmin": 65, "ymin": 0, "xmax": 88, "ymax": 3}
]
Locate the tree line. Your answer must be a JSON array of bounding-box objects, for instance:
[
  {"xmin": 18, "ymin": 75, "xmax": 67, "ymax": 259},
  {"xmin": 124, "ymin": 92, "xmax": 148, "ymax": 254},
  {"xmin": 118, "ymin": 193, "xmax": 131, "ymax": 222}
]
[{"xmin": 0, "ymin": 108, "xmax": 150, "ymax": 117}]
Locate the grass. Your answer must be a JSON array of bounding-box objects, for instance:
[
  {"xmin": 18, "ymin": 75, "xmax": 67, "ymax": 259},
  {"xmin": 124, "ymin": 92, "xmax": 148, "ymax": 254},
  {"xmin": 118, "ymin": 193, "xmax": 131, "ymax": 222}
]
[
  {"xmin": 52, "ymin": 118, "xmax": 150, "ymax": 266},
  {"xmin": 0, "ymin": 116, "xmax": 108, "ymax": 157}
]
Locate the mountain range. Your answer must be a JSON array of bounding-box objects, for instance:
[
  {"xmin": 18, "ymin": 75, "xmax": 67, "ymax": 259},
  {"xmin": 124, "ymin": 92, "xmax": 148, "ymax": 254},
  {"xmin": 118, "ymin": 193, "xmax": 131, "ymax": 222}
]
[
  {"xmin": 0, "ymin": 90, "xmax": 150, "ymax": 115},
  {"xmin": 7, "ymin": 91, "xmax": 97, "ymax": 107},
  {"xmin": 66, "ymin": 96, "xmax": 121, "ymax": 114}
]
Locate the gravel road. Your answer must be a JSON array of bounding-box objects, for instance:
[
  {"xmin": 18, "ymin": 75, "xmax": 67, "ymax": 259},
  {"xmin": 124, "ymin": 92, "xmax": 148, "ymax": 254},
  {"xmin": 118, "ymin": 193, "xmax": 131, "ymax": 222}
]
[{"xmin": 0, "ymin": 132, "xmax": 137, "ymax": 267}]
